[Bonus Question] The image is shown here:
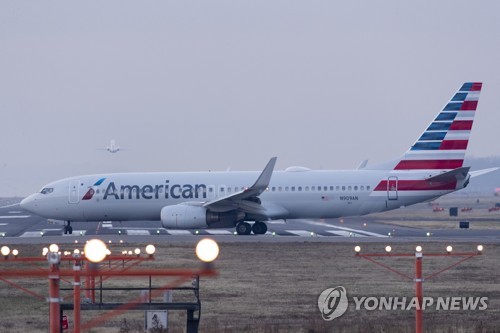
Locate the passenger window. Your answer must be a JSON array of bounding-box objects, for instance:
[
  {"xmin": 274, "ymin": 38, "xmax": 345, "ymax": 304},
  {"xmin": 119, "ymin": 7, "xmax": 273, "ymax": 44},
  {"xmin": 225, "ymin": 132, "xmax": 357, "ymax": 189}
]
[
  {"xmin": 305, "ymin": 186, "xmax": 309, "ymax": 191},
  {"xmin": 336, "ymin": 186, "xmax": 340, "ymax": 191},
  {"xmin": 298, "ymin": 186, "xmax": 302, "ymax": 191},
  {"xmin": 285, "ymin": 187, "xmax": 289, "ymax": 191},
  {"xmin": 354, "ymin": 186, "xmax": 358, "ymax": 191},
  {"xmin": 361, "ymin": 186, "xmax": 364, "ymax": 191},
  {"xmin": 330, "ymin": 186, "xmax": 334, "ymax": 191},
  {"xmin": 342, "ymin": 186, "xmax": 346, "ymax": 191},
  {"xmin": 367, "ymin": 186, "xmax": 371, "ymax": 191},
  {"xmin": 311, "ymin": 186, "xmax": 316, "ymax": 191},
  {"xmin": 348, "ymin": 186, "xmax": 352, "ymax": 191},
  {"xmin": 278, "ymin": 187, "xmax": 282, "ymax": 192},
  {"xmin": 291, "ymin": 187, "xmax": 295, "ymax": 191}
]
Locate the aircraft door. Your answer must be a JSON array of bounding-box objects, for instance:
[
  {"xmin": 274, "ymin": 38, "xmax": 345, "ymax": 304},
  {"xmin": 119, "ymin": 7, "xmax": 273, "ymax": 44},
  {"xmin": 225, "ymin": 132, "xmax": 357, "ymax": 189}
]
[
  {"xmin": 387, "ymin": 176, "xmax": 398, "ymax": 200},
  {"xmin": 69, "ymin": 180, "xmax": 80, "ymax": 204}
]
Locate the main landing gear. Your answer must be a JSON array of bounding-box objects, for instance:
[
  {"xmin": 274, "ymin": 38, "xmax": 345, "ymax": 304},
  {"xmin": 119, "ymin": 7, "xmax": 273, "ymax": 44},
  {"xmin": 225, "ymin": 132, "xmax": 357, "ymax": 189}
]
[
  {"xmin": 63, "ymin": 221, "xmax": 73, "ymax": 235},
  {"xmin": 235, "ymin": 221, "xmax": 268, "ymax": 235}
]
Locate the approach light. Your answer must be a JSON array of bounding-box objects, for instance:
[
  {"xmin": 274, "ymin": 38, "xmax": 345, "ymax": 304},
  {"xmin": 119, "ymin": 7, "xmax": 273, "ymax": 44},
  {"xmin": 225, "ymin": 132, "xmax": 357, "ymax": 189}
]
[
  {"xmin": 128, "ymin": 250, "xmax": 133, "ymax": 256},
  {"xmin": 145, "ymin": 245, "xmax": 156, "ymax": 255},
  {"xmin": 354, "ymin": 246, "xmax": 361, "ymax": 253},
  {"xmin": 415, "ymin": 246, "xmax": 423, "ymax": 253},
  {"xmin": 134, "ymin": 248, "xmax": 141, "ymax": 256},
  {"xmin": 426, "ymin": 232, "xmax": 431, "ymax": 237},
  {"xmin": 42, "ymin": 247, "xmax": 49, "ymax": 256},
  {"xmin": 446, "ymin": 245, "xmax": 453, "ymax": 253},
  {"xmin": 12, "ymin": 249, "xmax": 18, "ymax": 257},
  {"xmin": 196, "ymin": 238, "xmax": 219, "ymax": 263},
  {"xmin": 477, "ymin": 245, "xmax": 484, "ymax": 253},
  {"xmin": 84, "ymin": 239, "xmax": 108, "ymax": 263},
  {"xmin": 1, "ymin": 246, "xmax": 10, "ymax": 257},
  {"xmin": 49, "ymin": 244, "xmax": 59, "ymax": 253},
  {"xmin": 385, "ymin": 246, "xmax": 392, "ymax": 253},
  {"xmin": 105, "ymin": 249, "xmax": 111, "ymax": 256}
]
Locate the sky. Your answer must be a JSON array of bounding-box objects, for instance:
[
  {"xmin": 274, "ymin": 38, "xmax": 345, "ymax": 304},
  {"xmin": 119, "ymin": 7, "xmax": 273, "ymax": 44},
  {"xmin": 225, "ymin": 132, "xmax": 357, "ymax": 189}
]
[{"xmin": 1, "ymin": 1, "xmax": 500, "ymax": 196}]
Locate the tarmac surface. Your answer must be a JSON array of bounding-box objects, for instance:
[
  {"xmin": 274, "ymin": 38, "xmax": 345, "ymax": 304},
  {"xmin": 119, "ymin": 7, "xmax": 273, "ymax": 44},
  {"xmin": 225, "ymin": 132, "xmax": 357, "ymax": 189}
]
[{"xmin": 1, "ymin": 197, "xmax": 500, "ymax": 245}]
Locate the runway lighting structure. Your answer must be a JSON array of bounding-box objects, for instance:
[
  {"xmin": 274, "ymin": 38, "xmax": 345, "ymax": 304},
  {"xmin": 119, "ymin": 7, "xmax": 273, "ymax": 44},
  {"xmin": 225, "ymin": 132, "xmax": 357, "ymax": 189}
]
[
  {"xmin": 1, "ymin": 246, "xmax": 10, "ymax": 257},
  {"xmin": 84, "ymin": 239, "xmax": 108, "ymax": 263},
  {"xmin": 12, "ymin": 249, "xmax": 18, "ymax": 257},
  {"xmin": 446, "ymin": 245, "xmax": 453, "ymax": 253},
  {"xmin": 385, "ymin": 246, "xmax": 392, "ymax": 253},
  {"xmin": 134, "ymin": 248, "xmax": 141, "ymax": 256},
  {"xmin": 49, "ymin": 244, "xmax": 59, "ymax": 253},
  {"xmin": 354, "ymin": 245, "xmax": 361, "ymax": 254},
  {"xmin": 415, "ymin": 246, "xmax": 423, "ymax": 253},
  {"xmin": 42, "ymin": 247, "xmax": 49, "ymax": 256},
  {"xmin": 477, "ymin": 245, "xmax": 484, "ymax": 253},
  {"xmin": 196, "ymin": 238, "xmax": 219, "ymax": 263},
  {"xmin": 145, "ymin": 244, "xmax": 156, "ymax": 256}
]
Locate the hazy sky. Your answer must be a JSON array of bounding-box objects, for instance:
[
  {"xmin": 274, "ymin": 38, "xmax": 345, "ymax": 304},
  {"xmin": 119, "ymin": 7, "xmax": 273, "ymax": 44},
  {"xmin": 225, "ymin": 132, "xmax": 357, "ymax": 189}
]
[{"xmin": 1, "ymin": 1, "xmax": 500, "ymax": 196}]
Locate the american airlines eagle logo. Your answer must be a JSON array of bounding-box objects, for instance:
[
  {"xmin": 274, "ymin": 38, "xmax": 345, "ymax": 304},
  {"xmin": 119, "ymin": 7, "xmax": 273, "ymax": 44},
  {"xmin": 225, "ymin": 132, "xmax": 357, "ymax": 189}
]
[{"xmin": 82, "ymin": 178, "xmax": 106, "ymax": 200}]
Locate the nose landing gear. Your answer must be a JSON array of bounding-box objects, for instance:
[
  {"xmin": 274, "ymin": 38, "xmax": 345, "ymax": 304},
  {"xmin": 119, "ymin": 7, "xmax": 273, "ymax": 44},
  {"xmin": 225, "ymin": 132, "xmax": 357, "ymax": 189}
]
[{"xmin": 63, "ymin": 221, "xmax": 73, "ymax": 235}]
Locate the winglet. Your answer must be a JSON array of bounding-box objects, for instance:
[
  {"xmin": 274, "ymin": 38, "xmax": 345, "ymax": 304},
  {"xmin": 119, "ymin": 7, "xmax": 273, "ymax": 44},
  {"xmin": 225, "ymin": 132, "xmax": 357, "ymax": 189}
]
[{"xmin": 250, "ymin": 157, "xmax": 277, "ymax": 193}]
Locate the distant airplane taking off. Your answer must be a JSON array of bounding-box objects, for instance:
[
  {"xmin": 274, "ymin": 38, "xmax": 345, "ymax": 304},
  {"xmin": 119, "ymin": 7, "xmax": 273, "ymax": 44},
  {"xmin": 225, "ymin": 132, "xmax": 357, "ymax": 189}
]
[
  {"xmin": 21, "ymin": 83, "xmax": 498, "ymax": 235},
  {"xmin": 99, "ymin": 140, "xmax": 123, "ymax": 153}
]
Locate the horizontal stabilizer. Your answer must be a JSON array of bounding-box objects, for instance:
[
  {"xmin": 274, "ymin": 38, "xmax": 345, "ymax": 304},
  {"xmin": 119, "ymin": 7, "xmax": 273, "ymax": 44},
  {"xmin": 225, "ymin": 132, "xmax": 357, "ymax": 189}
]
[
  {"xmin": 425, "ymin": 167, "xmax": 470, "ymax": 182},
  {"xmin": 470, "ymin": 167, "xmax": 500, "ymax": 178}
]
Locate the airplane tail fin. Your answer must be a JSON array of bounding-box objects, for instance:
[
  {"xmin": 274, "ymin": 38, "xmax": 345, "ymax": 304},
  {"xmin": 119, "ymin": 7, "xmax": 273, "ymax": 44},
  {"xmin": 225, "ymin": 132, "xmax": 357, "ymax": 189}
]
[{"xmin": 394, "ymin": 82, "xmax": 482, "ymax": 171}]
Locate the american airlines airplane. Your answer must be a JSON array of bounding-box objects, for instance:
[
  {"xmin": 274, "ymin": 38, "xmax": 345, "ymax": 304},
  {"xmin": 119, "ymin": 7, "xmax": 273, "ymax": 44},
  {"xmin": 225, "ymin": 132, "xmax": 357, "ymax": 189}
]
[
  {"xmin": 21, "ymin": 82, "xmax": 497, "ymax": 235},
  {"xmin": 99, "ymin": 140, "xmax": 122, "ymax": 153}
]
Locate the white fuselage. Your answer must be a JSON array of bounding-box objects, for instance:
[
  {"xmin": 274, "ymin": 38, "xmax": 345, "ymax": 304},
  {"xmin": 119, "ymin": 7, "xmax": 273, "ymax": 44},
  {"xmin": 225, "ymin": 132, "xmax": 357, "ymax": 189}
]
[{"xmin": 20, "ymin": 168, "xmax": 461, "ymax": 224}]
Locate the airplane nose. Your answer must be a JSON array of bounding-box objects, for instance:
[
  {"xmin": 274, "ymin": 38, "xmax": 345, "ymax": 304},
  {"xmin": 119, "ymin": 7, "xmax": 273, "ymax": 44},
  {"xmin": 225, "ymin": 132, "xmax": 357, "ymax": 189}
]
[{"xmin": 20, "ymin": 194, "xmax": 38, "ymax": 213}]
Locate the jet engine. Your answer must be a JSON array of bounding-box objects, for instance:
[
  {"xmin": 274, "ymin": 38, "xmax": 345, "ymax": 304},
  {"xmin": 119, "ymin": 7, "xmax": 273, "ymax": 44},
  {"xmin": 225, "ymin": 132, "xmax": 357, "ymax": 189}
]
[{"xmin": 161, "ymin": 204, "xmax": 243, "ymax": 229}]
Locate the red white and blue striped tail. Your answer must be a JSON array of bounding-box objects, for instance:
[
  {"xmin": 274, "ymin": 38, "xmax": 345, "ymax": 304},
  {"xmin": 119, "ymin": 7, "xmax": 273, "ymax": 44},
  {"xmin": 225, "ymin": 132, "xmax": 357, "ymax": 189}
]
[{"xmin": 395, "ymin": 82, "xmax": 482, "ymax": 171}]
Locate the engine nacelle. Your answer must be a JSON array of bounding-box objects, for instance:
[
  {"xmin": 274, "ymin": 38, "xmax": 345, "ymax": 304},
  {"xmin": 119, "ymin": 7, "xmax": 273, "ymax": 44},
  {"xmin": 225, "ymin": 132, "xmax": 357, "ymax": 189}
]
[
  {"xmin": 161, "ymin": 205, "xmax": 208, "ymax": 229},
  {"xmin": 161, "ymin": 204, "xmax": 244, "ymax": 229}
]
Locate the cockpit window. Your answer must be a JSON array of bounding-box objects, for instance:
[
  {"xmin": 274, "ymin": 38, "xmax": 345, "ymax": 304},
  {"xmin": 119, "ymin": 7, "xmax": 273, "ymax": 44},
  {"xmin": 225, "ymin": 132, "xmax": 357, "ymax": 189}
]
[{"xmin": 40, "ymin": 188, "xmax": 54, "ymax": 194}]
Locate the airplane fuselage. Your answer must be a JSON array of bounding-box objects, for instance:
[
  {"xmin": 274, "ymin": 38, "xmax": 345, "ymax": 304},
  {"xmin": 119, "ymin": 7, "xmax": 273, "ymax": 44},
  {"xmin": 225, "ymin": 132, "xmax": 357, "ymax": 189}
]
[{"xmin": 21, "ymin": 169, "xmax": 460, "ymax": 223}]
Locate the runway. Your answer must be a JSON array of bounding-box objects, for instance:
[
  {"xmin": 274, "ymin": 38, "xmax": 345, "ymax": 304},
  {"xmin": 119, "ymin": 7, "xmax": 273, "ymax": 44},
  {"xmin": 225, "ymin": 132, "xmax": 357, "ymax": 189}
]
[{"xmin": 1, "ymin": 197, "xmax": 500, "ymax": 245}]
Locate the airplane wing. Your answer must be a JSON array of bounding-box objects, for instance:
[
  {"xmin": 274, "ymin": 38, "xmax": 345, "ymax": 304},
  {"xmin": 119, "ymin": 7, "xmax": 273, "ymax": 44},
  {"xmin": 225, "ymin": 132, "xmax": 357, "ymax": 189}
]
[{"xmin": 203, "ymin": 157, "xmax": 277, "ymax": 216}]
